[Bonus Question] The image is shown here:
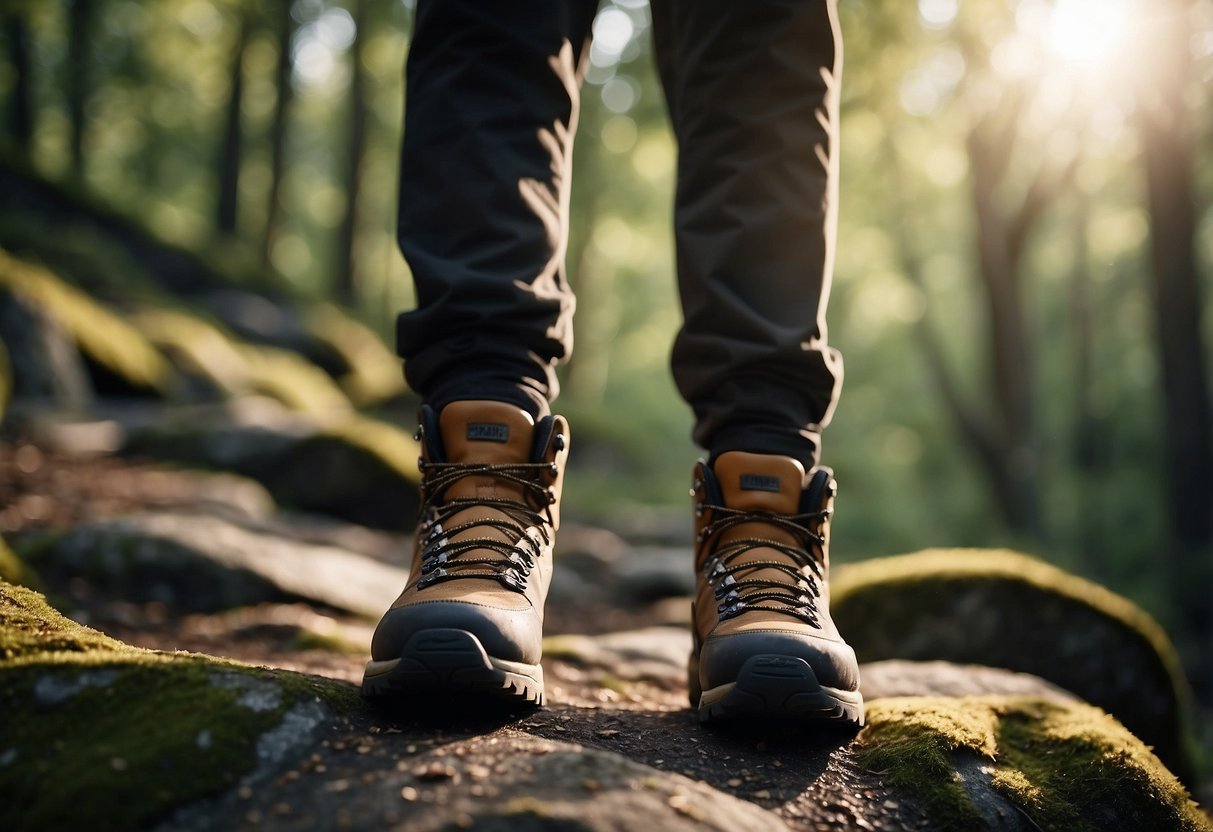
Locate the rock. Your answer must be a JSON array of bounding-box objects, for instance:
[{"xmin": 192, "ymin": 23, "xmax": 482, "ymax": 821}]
[
  {"xmin": 0, "ymin": 247, "xmax": 173, "ymax": 398},
  {"xmin": 16, "ymin": 511, "xmax": 407, "ymax": 617},
  {"xmin": 121, "ymin": 398, "xmax": 420, "ymax": 530},
  {"xmin": 192, "ymin": 293, "xmax": 406, "ymax": 408},
  {"xmin": 0, "ymin": 283, "xmax": 92, "ymax": 407},
  {"xmin": 0, "ymin": 438, "xmax": 277, "ymax": 536},
  {"xmin": 0, "ymin": 580, "xmax": 356, "ymax": 832},
  {"xmin": 832, "ymin": 548, "xmax": 1195, "ymax": 782},
  {"xmin": 4, "ymin": 579, "xmax": 1208, "ymax": 832},
  {"xmin": 610, "ymin": 545, "xmax": 695, "ymax": 601},
  {"xmin": 544, "ymin": 626, "xmax": 692, "ymax": 687},
  {"xmin": 859, "ymin": 660, "xmax": 1079, "ymax": 702}
]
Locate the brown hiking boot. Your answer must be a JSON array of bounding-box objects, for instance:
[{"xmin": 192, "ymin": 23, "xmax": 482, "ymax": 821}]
[
  {"xmin": 688, "ymin": 452, "xmax": 863, "ymax": 725},
  {"xmin": 362, "ymin": 400, "xmax": 569, "ymax": 705}
]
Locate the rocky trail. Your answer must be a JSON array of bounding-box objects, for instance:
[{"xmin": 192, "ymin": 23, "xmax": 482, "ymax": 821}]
[{"xmin": 2, "ymin": 431, "xmax": 1211, "ymax": 832}]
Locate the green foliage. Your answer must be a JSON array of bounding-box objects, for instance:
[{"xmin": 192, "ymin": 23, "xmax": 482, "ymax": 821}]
[{"xmin": 856, "ymin": 696, "xmax": 1211, "ymax": 832}]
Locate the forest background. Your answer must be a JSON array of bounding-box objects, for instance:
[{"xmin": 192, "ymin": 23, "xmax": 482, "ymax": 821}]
[{"xmin": 1, "ymin": 0, "xmax": 1211, "ymax": 716}]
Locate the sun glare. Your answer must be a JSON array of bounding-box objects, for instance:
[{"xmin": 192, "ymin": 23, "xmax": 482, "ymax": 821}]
[{"xmin": 1043, "ymin": 0, "xmax": 1134, "ymax": 70}]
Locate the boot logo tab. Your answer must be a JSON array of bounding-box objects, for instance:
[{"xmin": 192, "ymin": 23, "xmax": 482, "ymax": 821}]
[
  {"xmin": 467, "ymin": 422, "xmax": 510, "ymax": 443},
  {"xmin": 740, "ymin": 473, "xmax": 781, "ymax": 493}
]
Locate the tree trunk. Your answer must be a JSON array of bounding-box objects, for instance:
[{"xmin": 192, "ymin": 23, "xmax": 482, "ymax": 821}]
[
  {"xmin": 334, "ymin": 0, "xmax": 369, "ymax": 305},
  {"xmin": 965, "ymin": 121, "xmax": 1042, "ymax": 538},
  {"xmin": 4, "ymin": 11, "xmax": 34, "ymax": 153},
  {"xmin": 217, "ymin": 11, "xmax": 250, "ymax": 236},
  {"xmin": 1067, "ymin": 195, "xmax": 1102, "ymax": 578},
  {"xmin": 66, "ymin": 0, "xmax": 94, "ymax": 180},
  {"xmin": 1139, "ymin": 0, "xmax": 1213, "ymax": 701},
  {"xmin": 262, "ymin": 0, "xmax": 297, "ymax": 266}
]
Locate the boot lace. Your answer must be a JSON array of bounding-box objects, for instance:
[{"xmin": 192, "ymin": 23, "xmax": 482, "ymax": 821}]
[
  {"xmin": 414, "ymin": 460, "xmax": 555, "ymax": 593},
  {"xmin": 699, "ymin": 506, "xmax": 830, "ymax": 626}
]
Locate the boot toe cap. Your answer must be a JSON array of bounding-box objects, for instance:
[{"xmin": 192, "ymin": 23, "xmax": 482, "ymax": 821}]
[
  {"xmin": 370, "ymin": 599, "xmax": 542, "ymax": 665},
  {"xmin": 699, "ymin": 629, "xmax": 860, "ymax": 693}
]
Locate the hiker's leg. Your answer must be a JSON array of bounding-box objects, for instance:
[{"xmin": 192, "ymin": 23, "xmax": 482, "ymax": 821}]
[
  {"xmin": 652, "ymin": 0, "xmax": 844, "ymax": 468},
  {"xmin": 395, "ymin": 0, "xmax": 599, "ymax": 417}
]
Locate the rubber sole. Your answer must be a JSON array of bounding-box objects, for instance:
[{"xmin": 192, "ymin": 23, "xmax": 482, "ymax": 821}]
[
  {"xmin": 361, "ymin": 628, "xmax": 544, "ymax": 706},
  {"xmin": 694, "ymin": 654, "xmax": 864, "ymax": 725}
]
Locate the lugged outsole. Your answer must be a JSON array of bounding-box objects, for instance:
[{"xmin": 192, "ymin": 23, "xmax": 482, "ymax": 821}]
[
  {"xmin": 361, "ymin": 628, "xmax": 544, "ymax": 706},
  {"xmin": 696, "ymin": 654, "xmax": 864, "ymax": 726}
]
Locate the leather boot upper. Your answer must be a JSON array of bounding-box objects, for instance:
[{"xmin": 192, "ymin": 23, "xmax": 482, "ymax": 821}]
[
  {"xmin": 691, "ymin": 452, "xmax": 859, "ymax": 693},
  {"xmin": 369, "ymin": 400, "xmax": 569, "ymax": 665}
]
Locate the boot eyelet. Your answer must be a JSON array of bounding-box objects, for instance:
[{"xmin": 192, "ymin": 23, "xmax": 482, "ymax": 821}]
[
  {"xmin": 548, "ymin": 463, "xmax": 559, "ymax": 477},
  {"xmin": 553, "ymin": 433, "xmax": 566, "ymax": 452}
]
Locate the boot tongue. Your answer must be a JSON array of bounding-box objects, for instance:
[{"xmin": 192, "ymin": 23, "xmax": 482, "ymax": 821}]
[
  {"xmin": 713, "ymin": 452, "xmax": 804, "ymax": 514},
  {"xmin": 710, "ymin": 452, "xmax": 808, "ymax": 601},
  {"xmin": 436, "ymin": 400, "xmax": 537, "ymax": 511},
  {"xmin": 439, "ymin": 401, "xmax": 536, "ymax": 466}
]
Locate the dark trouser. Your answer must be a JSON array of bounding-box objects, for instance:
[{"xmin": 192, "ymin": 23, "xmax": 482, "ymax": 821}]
[{"xmin": 396, "ymin": 0, "xmax": 843, "ymax": 468}]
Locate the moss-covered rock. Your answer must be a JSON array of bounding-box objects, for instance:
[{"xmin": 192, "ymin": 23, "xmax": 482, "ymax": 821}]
[
  {"xmin": 130, "ymin": 307, "xmax": 352, "ymax": 414},
  {"xmin": 122, "ymin": 404, "xmax": 420, "ymax": 530},
  {"xmin": 0, "ymin": 580, "xmax": 360, "ymax": 831},
  {"xmin": 833, "ymin": 549, "xmax": 1194, "ymax": 781},
  {"xmin": 855, "ymin": 696, "xmax": 1210, "ymax": 832},
  {"xmin": 0, "ymin": 247, "xmax": 173, "ymax": 398},
  {"xmin": 300, "ymin": 303, "xmax": 407, "ymax": 407}
]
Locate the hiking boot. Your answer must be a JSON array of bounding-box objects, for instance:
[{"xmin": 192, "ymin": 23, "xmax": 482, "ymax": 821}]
[
  {"xmin": 688, "ymin": 452, "xmax": 863, "ymax": 725},
  {"xmin": 362, "ymin": 400, "xmax": 569, "ymax": 705}
]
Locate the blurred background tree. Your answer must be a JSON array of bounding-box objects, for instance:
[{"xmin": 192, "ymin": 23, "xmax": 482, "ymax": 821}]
[{"xmin": 0, "ymin": 0, "xmax": 1210, "ymax": 700}]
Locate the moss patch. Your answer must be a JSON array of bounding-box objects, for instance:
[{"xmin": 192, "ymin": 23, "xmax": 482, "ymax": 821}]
[
  {"xmin": 856, "ymin": 696, "xmax": 1211, "ymax": 832},
  {"xmin": 301, "ymin": 303, "xmax": 406, "ymax": 407},
  {"xmin": 0, "ymin": 580, "xmax": 361, "ymax": 831},
  {"xmin": 0, "ymin": 247, "xmax": 172, "ymax": 397},
  {"xmin": 131, "ymin": 307, "xmax": 352, "ymax": 414},
  {"xmin": 833, "ymin": 549, "xmax": 1194, "ymax": 780}
]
